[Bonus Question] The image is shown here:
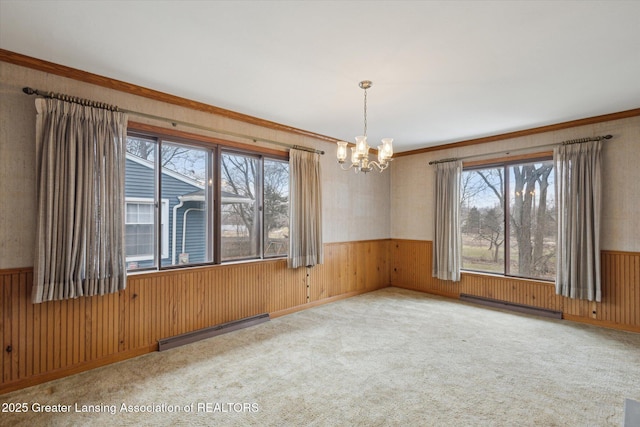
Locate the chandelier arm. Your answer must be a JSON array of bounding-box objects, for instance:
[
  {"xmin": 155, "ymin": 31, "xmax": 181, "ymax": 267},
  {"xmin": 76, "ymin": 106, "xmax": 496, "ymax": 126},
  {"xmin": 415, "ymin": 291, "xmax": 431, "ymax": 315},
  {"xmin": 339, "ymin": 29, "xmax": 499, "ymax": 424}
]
[
  {"xmin": 339, "ymin": 162, "xmax": 355, "ymax": 171},
  {"xmin": 367, "ymin": 161, "xmax": 389, "ymax": 172}
]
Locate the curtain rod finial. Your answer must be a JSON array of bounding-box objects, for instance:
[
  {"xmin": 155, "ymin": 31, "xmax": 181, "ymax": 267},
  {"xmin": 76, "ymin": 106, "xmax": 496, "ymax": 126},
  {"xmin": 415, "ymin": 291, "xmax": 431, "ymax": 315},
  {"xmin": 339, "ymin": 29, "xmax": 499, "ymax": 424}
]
[{"xmin": 22, "ymin": 87, "xmax": 36, "ymax": 95}]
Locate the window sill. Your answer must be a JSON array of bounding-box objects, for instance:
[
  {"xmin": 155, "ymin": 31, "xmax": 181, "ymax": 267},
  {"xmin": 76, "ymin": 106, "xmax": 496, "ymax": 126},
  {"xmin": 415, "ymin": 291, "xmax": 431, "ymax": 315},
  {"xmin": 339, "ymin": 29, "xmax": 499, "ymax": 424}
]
[
  {"xmin": 126, "ymin": 256, "xmax": 288, "ymax": 278},
  {"xmin": 461, "ymin": 270, "xmax": 555, "ymax": 285}
]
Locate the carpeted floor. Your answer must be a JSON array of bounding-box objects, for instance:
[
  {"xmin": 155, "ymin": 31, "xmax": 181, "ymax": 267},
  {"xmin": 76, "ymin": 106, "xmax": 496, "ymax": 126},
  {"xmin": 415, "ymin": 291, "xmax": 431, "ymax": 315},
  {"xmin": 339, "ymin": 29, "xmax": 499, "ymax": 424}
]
[{"xmin": 1, "ymin": 287, "xmax": 639, "ymax": 426}]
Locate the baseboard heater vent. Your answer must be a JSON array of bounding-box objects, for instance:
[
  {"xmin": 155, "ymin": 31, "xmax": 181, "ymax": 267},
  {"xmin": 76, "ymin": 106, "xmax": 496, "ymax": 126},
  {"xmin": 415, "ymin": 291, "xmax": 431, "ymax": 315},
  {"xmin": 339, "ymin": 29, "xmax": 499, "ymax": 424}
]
[
  {"xmin": 158, "ymin": 313, "xmax": 270, "ymax": 352},
  {"xmin": 459, "ymin": 294, "xmax": 562, "ymax": 319}
]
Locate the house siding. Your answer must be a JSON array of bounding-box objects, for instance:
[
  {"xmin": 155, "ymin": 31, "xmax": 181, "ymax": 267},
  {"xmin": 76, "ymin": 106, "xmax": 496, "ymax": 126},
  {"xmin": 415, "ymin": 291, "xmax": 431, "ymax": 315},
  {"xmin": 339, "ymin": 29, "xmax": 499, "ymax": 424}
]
[{"xmin": 125, "ymin": 157, "xmax": 207, "ymax": 268}]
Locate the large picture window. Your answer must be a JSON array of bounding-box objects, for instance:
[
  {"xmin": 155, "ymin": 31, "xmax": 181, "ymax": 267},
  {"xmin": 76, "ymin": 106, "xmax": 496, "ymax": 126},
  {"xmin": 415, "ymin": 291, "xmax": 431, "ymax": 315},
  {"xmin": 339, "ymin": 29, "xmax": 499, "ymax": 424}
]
[
  {"xmin": 124, "ymin": 131, "xmax": 289, "ymax": 272},
  {"xmin": 460, "ymin": 156, "xmax": 556, "ymax": 281}
]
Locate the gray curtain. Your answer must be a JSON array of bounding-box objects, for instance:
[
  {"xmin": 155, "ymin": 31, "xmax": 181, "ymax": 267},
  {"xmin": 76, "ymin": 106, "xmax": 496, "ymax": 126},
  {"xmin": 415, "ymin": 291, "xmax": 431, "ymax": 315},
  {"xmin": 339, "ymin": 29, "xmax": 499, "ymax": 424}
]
[
  {"xmin": 288, "ymin": 149, "xmax": 323, "ymax": 268},
  {"xmin": 32, "ymin": 98, "xmax": 128, "ymax": 303},
  {"xmin": 555, "ymin": 140, "xmax": 602, "ymax": 302},
  {"xmin": 433, "ymin": 160, "xmax": 462, "ymax": 281}
]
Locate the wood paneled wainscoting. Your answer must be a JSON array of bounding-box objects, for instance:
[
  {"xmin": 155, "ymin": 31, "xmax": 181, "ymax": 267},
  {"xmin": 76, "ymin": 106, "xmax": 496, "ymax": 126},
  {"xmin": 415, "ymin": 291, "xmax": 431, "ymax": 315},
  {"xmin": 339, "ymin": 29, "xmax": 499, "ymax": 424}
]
[
  {"xmin": 391, "ymin": 239, "xmax": 640, "ymax": 333},
  {"xmin": 0, "ymin": 240, "xmax": 391, "ymax": 394}
]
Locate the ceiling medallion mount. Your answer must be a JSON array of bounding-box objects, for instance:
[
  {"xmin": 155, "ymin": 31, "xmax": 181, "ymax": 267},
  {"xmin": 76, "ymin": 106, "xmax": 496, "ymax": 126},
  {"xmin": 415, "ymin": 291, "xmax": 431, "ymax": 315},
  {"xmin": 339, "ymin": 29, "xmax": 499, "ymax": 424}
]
[
  {"xmin": 336, "ymin": 80, "xmax": 393, "ymax": 174},
  {"xmin": 359, "ymin": 80, "xmax": 372, "ymax": 90}
]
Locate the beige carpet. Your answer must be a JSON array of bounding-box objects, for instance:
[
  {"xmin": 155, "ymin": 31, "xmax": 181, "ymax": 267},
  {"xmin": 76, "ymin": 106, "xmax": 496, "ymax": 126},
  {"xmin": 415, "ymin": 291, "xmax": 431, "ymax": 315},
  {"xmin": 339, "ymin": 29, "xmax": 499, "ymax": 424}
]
[{"xmin": 1, "ymin": 287, "xmax": 639, "ymax": 426}]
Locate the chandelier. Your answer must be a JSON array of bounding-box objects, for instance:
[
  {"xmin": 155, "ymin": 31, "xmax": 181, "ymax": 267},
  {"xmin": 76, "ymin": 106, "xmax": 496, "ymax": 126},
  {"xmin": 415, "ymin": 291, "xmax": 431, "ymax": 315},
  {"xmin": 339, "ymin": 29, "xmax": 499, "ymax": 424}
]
[{"xmin": 336, "ymin": 80, "xmax": 393, "ymax": 173}]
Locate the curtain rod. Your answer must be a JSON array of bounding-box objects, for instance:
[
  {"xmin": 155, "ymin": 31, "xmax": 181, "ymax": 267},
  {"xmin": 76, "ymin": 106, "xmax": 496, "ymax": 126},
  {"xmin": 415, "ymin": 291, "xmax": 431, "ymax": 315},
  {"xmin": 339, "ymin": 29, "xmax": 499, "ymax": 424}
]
[
  {"xmin": 22, "ymin": 87, "xmax": 325, "ymax": 155},
  {"xmin": 428, "ymin": 134, "xmax": 612, "ymax": 165}
]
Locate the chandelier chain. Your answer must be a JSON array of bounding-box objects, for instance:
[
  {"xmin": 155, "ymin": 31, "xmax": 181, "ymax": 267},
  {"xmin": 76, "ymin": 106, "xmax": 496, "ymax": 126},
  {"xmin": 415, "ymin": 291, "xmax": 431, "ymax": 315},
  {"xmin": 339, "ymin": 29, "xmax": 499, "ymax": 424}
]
[{"xmin": 363, "ymin": 87, "xmax": 368, "ymax": 137}]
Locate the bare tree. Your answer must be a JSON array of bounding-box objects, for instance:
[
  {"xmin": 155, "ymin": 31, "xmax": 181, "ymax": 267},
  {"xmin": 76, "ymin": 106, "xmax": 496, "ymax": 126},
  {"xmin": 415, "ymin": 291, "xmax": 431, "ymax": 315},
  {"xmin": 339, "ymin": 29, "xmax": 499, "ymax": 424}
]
[
  {"xmin": 263, "ymin": 161, "xmax": 289, "ymax": 235},
  {"xmin": 478, "ymin": 207, "xmax": 504, "ymax": 263},
  {"xmin": 126, "ymin": 137, "xmax": 204, "ymax": 181},
  {"xmin": 473, "ymin": 169, "xmax": 505, "ymax": 259},
  {"xmin": 510, "ymin": 164, "xmax": 553, "ymax": 276},
  {"xmin": 221, "ymin": 154, "xmax": 257, "ymax": 240},
  {"xmin": 460, "ymin": 171, "xmax": 488, "ymax": 211},
  {"xmin": 126, "ymin": 137, "xmax": 156, "ymax": 160},
  {"xmin": 533, "ymin": 166, "xmax": 553, "ymax": 272},
  {"xmin": 476, "ymin": 169, "xmax": 504, "ymax": 210}
]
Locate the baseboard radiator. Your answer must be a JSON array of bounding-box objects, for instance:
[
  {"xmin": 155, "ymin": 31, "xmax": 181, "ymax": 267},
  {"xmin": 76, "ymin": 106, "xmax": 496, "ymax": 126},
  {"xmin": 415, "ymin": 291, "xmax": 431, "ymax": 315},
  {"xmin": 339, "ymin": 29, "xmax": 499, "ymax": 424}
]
[
  {"xmin": 459, "ymin": 294, "xmax": 563, "ymax": 319},
  {"xmin": 158, "ymin": 313, "xmax": 270, "ymax": 352}
]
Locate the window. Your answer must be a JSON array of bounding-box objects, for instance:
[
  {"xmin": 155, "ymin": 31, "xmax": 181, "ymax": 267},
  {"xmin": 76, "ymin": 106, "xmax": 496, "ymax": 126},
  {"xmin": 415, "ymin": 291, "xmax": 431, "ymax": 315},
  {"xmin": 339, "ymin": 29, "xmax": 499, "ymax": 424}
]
[
  {"xmin": 125, "ymin": 198, "xmax": 168, "ymax": 266},
  {"xmin": 125, "ymin": 201, "xmax": 154, "ymax": 259},
  {"xmin": 219, "ymin": 153, "xmax": 290, "ymax": 261},
  {"xmin": 221, "ymin": 152, "xmax": 259, "ymax": 261},
  {"xmin": 263, "ymin": 159, "xmax": 289, "ymax": 257},
  {"xmin": 160, "ymin": 142, "xmax": 211, "ymax": 267},
  {"xmin": 124, "ymin": 131, "xmax": 289, "ymax": 272},
  {"xmin": 460, "ymin": 156, "xmax": 556, "ymax": 281}
]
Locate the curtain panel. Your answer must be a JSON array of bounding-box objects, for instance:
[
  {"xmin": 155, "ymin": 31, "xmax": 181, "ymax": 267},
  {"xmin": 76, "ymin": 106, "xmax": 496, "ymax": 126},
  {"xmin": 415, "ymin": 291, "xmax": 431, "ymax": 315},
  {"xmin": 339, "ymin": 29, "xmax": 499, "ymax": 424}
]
[
  {"xmin": 555, "ymin": 140, "xmax": 602, "ymax": 302},
  {"xmin": 32, "ymin": 98, "xmax": 128, "ymax": 303},
  {"xmin": 432, "ymin": 160, "xmax": 462, "ymax": 282},
  {"xmin": 288, "ymin": 149, "xmax": 323, "ymax": 268}
]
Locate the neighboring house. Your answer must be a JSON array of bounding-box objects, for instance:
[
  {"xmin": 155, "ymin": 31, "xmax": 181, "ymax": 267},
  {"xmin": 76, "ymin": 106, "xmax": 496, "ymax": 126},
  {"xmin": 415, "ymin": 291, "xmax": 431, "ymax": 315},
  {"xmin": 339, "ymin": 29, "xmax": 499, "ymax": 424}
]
[{"xmin": 124, "ymin": 153, "xmax": 206, "ymax": 269}]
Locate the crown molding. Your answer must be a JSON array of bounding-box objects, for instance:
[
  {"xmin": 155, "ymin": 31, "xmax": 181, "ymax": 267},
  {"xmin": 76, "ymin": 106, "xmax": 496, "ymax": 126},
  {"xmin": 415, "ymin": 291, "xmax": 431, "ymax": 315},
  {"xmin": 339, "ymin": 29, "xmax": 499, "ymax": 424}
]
[
  {"xmin": 0, "ymin": 49, "xmax": 339, "ymax": 144},
  {"xmin": 3, "ymin": 49, "xmax": 638, "ymax": 158},
  {"xmin": 395, "ymin": 107, "xmax": 640, "ymax": 158}
]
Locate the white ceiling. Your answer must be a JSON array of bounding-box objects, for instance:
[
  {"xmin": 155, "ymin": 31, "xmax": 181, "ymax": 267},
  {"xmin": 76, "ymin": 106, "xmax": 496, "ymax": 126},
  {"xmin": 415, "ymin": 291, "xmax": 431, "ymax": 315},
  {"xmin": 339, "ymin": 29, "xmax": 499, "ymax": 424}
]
[{"xmin": 1, "ymin": 1, "xmax": 639, "ymax": 153}]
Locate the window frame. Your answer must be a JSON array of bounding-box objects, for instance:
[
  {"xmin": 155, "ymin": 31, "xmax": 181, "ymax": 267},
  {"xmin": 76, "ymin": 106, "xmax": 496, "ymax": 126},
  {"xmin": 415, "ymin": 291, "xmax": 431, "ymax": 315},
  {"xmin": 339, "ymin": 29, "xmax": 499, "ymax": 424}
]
[
  {"xmin": 159, "ymin": 138, "xmax": 214, "ymax": 268},
  {"xmin": 262, "ymin": 157, "xmax": 290, "ymax": 259},
  {"xmin": 125, "ymin": 126, "xmax": 289, "ymax": 273},
  {"xmin": 219, "ymin": 149, "xmax": 263, "ymax": 263},
  {"xmin": 460, "ymin": 152, "xmax": 556, "ymax": 282}
]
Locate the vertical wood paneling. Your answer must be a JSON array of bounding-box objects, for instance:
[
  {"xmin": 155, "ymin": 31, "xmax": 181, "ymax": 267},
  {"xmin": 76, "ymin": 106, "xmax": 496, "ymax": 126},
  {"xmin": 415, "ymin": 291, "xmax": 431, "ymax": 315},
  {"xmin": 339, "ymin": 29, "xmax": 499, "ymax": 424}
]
[
  {"xmin": 46, "ymin": 298, "xmax": 54, "ymax": 370},
  {"xmin": 264, "ymin": 260, "xmax": 307, "ymax": 313},
  {"xmin": 309, "ymin": 242, "xmax": 347, "ymax": 300},
  {"xmin": 32, "ymin": 293, "xmax": 41, "ymax": 376},
  {"xmin": 58, "ymin": 300, "xmax": 66, "ymax": 373},
  {"xmin": 363, "ymin": 240, "xmax": 391, "ymax": 291},
  {"xmin": 11, "ymin": 274, "xmax": 19, "ymax": 381},
  {"xmin": 0, "ymin": 241, "xmax": 389, "ymax": 393},
  {"xmin": 18, "ymin": 274, "xmax": 26, "ymax": 380},
  {"xmin": 390, "ymin": 239, "xmax": 458, "ymax": 298},
  {"xmin": 24, "ymin": 274, "xmax": 33, "ymax": 378},
  {"xmin": 3, "ymin": 240, "xmax": 635, "ymax": 394},
  {"xmin": 391, "ymin": 239, "xmax": 640, "ymax": 331},
  {"xmin": 308, "ymin": 241, "xmax": 390, "ymax": 302},
  {"xmin": 598, "ymin": 251, "xmax": 640, "ymax": 326},
  {"xmin": 2, "ymin": 273, "xmax": 10, "ymax": 383}
]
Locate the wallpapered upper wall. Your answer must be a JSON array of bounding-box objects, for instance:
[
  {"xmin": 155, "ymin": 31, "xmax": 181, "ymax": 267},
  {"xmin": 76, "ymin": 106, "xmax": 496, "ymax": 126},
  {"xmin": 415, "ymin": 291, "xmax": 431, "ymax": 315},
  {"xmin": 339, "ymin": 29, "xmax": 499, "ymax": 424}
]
[
  {"xmin": 390, "ymin": 115, "xmax": 640, "ymax": 252},
  {"xmin": 0, "ymin": 61, "xmax": 391, "ymax": 269}
]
